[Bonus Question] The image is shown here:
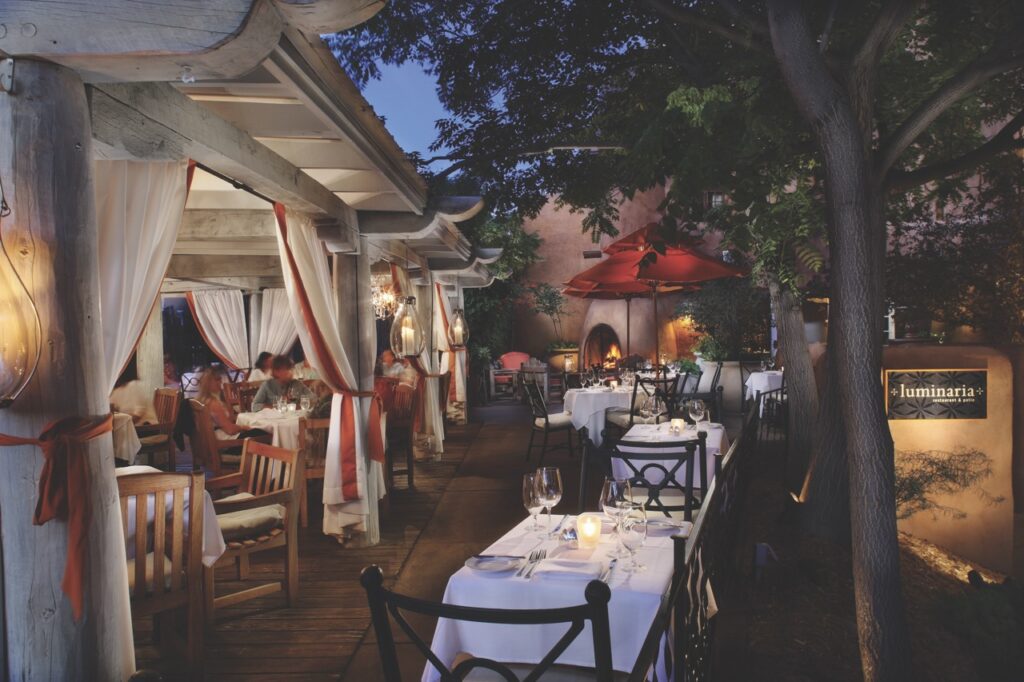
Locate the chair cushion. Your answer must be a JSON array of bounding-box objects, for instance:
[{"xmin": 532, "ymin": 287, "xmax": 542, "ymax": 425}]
[
  {"xmin": 535, "ymin": 412, "xmax": 573, "ymax": 429},
  {"xmin": 606, "ymin": 411, "xmax": 633, "ymax": 428},
  {"xmin": 126, "ymin": 552, "xmax": 175, "ymax": 592},
  {"xmin": 216, "ymin": 492, "xmax": 286, "ymax": 541},
  {"xmin": 138, "ymin": 434, "xmax": 169, "ymax": 447}
]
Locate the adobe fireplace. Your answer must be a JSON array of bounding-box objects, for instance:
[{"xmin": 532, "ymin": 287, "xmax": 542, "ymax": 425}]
[{"xmin": 581, "ymin": 323, "xmax": 622, "ymax": 369}]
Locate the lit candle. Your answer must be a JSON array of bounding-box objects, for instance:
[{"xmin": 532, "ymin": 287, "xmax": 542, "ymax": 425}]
[
  {"xmin": 609, "ymin": 380, "xmax": 619, "ymax": 390},
  {"xmin": 452, "ymin": 320, "xmax": 464, "ymax": 346},
  {"xmin": 671, "ymin": 418, "xmax": 686, "ymax": 434},
  {"xmin": 401, "ymin": 318, "xmax": 415, "ymax": 356},
  {"xmin": 577, "ymin": 513, "xmax": 603, "ymax": 549}
]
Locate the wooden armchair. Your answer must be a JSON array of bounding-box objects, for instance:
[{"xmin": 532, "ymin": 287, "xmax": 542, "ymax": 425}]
[
  {"xmin": 237, "ymin": 381, "xmax": 263, "ymax": 413},
  {"xmin": 186, "ymin": 399, "xmax": 247, "ymax": 476},
  {"xmin": 385, "ymin": 385, "xmax": 419, "ymax": 491},
  {"xmin": 221, "ymin": 381, "xmax": 241, "ymax": 413},
  {"xmin": 117, "ymin": 471, "xmax": 204, "ymax": 669},
  {"xmin": 203, "ymin": 440, "xmax": 304, "ymax": 622},
  {"xmin": 136, "ymin": 388, "xmax": 182, "ymax": 471},
  {"xmin": 298, "ymin": 417, "xmax": 330, "ymax": 528}
]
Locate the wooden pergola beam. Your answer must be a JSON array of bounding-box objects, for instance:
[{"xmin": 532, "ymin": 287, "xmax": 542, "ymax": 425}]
[
  {"xmin": 88, "ymin": 82, "xmax": 357, "ymax": 251},
  {"xmin": 166, "ymin": 255, "xmax": 282, "ymax": 279}
]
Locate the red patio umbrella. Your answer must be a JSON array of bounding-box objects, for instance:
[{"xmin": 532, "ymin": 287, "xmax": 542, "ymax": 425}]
[
  {"xmin": 602, "ymin": 222, "xmax": 700, "ymax": 255},
  {"xmin": 563, "ymin": 282, "xmax": 691, "ymax": 357},
  {"xmin": 566, "ymin": 244, "xmax": 745, "ymax": 368}
]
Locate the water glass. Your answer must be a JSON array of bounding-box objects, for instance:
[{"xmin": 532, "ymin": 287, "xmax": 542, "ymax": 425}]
[
  {"xmin": 688, "ymin": 399, "xmax": 706, "ymax": 425},
  {"xmin": 600, "ymin": 478, "xmax": 631, "ymax": 558},
  {"xmin": 534, "ymin": 467, "xmax": 563, "ymax": 533},
  {"xmin": 619, "ymin": 503, "xmax": 648, "ymax": 573},
  {"xmin": 274, "ymin": 397, "xmax": 286, "ymax": 414},
  {"xmin": 522, "ymin": 473, "xmax": 544, "ymax": 531},
  {"xmin": 300, "ymin": 396, "xmax": 312, "ymax": 412}
]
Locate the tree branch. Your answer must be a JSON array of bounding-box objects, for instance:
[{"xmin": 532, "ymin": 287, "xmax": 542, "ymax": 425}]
[
  {"xmin": 639, "ymin": 0, "xmax": 769, "ymax": 55},
  {"xmin": 847, "ymin": 0, "xmax": 923, "ymax": 138},
  {"xmin": 886, "ymin": 110, "xmax": 1024, "ymax": 192},
  {"xmin": 877, "ymin": 51, "xmax": 1024, "ymax": 176}
]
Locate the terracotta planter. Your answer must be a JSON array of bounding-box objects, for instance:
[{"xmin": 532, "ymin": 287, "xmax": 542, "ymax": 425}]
[{"xmin": 547, "ymin": 348, "xmax": 579, "ymax": 372}]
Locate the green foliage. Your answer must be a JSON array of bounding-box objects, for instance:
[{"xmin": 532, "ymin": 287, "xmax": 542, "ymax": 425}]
[
  {"xmin": 671, "ymin": 358, "xmax": 701, "ymax": 375},
  {"xmin": 887, "ymin": 163, "xmax": 1024, "ymax": 344},
  {"xmin": 546, "ymin": 340, "xmax": 579, "ymax": 352},
  {"xmin": 679, "ymin": 278, "xmax": 771, "ymax": 361},
  {"xmin": 527, "ymin": 282, "xmax": 569, "ymax": 342},
  {"xmin": 894, "ymin": 448, "xmax": 1004, "ymax": 520}
]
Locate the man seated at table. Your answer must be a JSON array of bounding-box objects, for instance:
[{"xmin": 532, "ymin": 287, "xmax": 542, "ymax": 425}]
[
  {"xmin": 110, "ymin": 367, "xmax": 158, "ymax": 425},
  {"xmin": 251, "ymin": 355, "xmax": 316, "ymax": 411}
]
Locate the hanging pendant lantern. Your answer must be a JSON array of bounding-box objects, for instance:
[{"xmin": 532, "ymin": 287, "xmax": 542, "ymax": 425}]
[
  {"xmin": 0, "ymin": 226, "xmax": 41, "ymax": 407},
  {"xmin": 390, "ymin": 296, "xmax": 426, "ymax": 358},
  {"xmin": 447, "ymin": 308, "xmax": 469, "ymax": 348}
]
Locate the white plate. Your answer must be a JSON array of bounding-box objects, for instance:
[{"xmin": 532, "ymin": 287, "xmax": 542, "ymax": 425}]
[
  {"xmin": 464, "ymin": 555, "xmax": 524, "ymax": 574},
  {"xmin": 646, "ymin": 518, "xmax": 693, "ymax": 536}
]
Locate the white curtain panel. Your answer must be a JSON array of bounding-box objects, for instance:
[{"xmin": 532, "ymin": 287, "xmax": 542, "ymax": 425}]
[
  {"xmin": 434, "ymin": 283, "xmax": 468, "ymax": 403},
  {"xmin": 187, "ymin": 289, "xmax": 250, "ymax": 370},
  {"xmin": 253, "ymin": 288, "xmax": 298, "ymax": 357},
  {"xmin": 95, "ymin": 159, "xmax": 189, "ymax": 392},
  {"xmin": 391, "ymin": 265, "xmax": 445, "ymax": 453},
  {"xmin": 274, "ymin": 206, "xmax": 383, "ymax": 539}
]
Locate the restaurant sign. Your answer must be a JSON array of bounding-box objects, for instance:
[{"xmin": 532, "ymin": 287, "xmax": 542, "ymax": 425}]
[{"xmin": 885, "ymin": 370, "xmax": 987, "ymax": 420}]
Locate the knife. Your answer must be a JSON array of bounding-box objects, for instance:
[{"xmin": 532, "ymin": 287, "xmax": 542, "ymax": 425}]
[{"xmin": 549, "ymin": 514, "xmax": 568, "ymax": 536}]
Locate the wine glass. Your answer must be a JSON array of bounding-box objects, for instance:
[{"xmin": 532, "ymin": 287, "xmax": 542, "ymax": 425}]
[
  {"xmin": 688, "ymin": 399, "xmax": 706, "ymax": 425},
  {"xmin": 522, "ymin": 473, "xmax": 545, "ymax": 531},
  {"xmin": 649, "ymin": 395, "xmax": 667, "ymax": 423},
  {"xmin": 600, "ymin": 478, "xmax": 632, "ymax": 558},
  {"xmin": 274, "ymin": 396, "xmax": 286, "ymax": 414},
  {"xmin": 534, "ymin": 467, "xmax": 563, "ymax": 534},
  {"xmin": 619, "ymin": 503, "xmax": 648, "ymax": 573},
  {"xmin": 300, "ymin": 396, "xmax": 312, "ymax": 412}
]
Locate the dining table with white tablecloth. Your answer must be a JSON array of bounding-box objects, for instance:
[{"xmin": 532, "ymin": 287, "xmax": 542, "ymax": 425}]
[
  {"xmin": 562, "ymin": 386, "xmax": 633, "ymax": 446},
  {"xmin": 745, "ymin": 370, "xmax": 784, "ymax": 415},
  {"xmin": 236, "ymin": 408, "xmax": 311, "ymax": 451},
  {"xmin": 115, "ymin": 465, "xmax": 227, "ymax": 567},
  {"xmin": 424, "ymin": 514, "xmax": 683, "ymax": 681},
  {"xmin": 112, "ymin": 412, "xmax": 142, "ymax": 464},
  {"xmin": 618, "ymin": 422, "xmax": 731, "ymax": 488}
]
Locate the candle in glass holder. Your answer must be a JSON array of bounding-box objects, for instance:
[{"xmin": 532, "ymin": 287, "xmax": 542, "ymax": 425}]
[
  {"xmin": 577, "ymin": 513, "xmax": 603, "ymax": 549},
  {"xmin": 671, "ymin": 418, "xmax": 685, "ymax": 434},
  {"xmin": 609, "ymin": 380, "xmax": 619, "ymax": 390}
]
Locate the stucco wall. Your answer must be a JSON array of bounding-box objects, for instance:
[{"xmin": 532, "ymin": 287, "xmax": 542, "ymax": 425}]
[{"xmin": 515, "ymin": 189, "xmax": 667, "ymax": 357}]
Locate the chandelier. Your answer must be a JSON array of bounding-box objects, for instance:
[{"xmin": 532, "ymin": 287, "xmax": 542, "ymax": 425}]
[{"xmin": 371, "ymin": 273, "xmax": 397, "ymax": 320}]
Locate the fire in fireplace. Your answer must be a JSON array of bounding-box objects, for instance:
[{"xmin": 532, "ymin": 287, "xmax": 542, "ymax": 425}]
[{"xmin": 581, "ymin": 324, "xmax": 622, "ymax": 369}]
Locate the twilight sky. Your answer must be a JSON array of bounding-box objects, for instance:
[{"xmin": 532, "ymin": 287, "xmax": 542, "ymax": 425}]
[{"xmin": 360, "ymin": 62, "xmax": 450, "ymax": 168}]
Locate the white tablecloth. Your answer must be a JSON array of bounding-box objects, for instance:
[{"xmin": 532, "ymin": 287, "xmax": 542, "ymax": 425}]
[
  {"xmin": 237, "ymin": 408, "xmax": 310, "ymax": 450},
  {"xmin": 112, "ymin": 412, "xmax": 142, "ymax": 463},
  {"xmin": 425, "ymin": 515, "xmax": 676, "ymax": 681},
  {"xmin": 563, "ymin": 387, "xmax": 632, "ymax": 446},
  {"xmin": 618, "ymin": 422, "xmax": 730, "ymax": 488},
  {"xmin": 115, "ymin": 465, "xmax": 226, "ymax": 567},
  {"xmin": 745, "ymin": 371, "xmax": 784, "ymax": 415}
]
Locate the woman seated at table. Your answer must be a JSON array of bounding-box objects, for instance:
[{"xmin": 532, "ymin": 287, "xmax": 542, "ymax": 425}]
[
  {"xmin": 196, "ymin": 368, "xmax": 270, "ymax": 441},
  {"xmin": 251, "ymin": 355, "xmax": 316, "ymax": 411},
  {"xmin": 247, "ymin": 351, "xmax": 274, "ymax": 382},
  {"xmin": 110, "ymin": 367, "xmax": 158, "ymax": 425}
]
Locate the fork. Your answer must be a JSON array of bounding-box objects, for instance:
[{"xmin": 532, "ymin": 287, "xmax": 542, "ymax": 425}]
[
  {"xmin": 524, "ymin": 549, "xmax": 547, "ymax": 579},
  {"xmin": 516, "ymin": 549, "xmax": 541, "ymax": 577}
]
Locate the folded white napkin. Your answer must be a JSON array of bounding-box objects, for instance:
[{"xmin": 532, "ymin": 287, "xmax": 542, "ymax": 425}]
[{"xmin": 531, "ymin": 558, "xmax": 604, "ymax": 581}]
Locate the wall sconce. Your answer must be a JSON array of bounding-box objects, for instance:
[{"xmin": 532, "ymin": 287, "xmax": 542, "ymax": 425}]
[
  {"xmin": 447, "ymin": 308, "xmax": 469, "ymax": 348},
  {"xmin": 390, "ymin": 296, "xmax": 425, "ymax": 358},
  {"xmin": 0, "ymin": 213, "xmax": 41, "ymax": 407}
]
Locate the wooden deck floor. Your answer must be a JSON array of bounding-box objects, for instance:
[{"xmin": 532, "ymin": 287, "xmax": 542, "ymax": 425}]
[{"xmin": 135, "ymin": 404, "xmax": 583, "ymax": 681}]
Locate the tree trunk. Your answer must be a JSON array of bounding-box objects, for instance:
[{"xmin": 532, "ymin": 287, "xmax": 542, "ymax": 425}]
[
  {"xmin": 767, "ymin": 3, "xmax": 912, "ymax": 679},
  {"xmin": 0, "ymin": 59, "xmax": 134, "ymax": 680},
  {"xmin": 767, "ymin": 276, "xmax": 818, "ymax": 492}
]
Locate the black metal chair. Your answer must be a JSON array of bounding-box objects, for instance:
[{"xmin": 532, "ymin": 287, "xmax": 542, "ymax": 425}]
[
  {"xmin": 523, "ymin": 377, "xmax": 576, "ymax": 464},
  {"xmin": 580, "ymin": 431, "xmax": 711, "ymax": 522},
  {"xmin": 360, "ymin": 565, "xmax": 616, "ymax": 682},
  {"xmin": 688, "ymin": 361, "xmax": 724, "ymax": 422},
  {"xmin": 605, "ymin": 376, "xmax": 674, "ymax": 437},
  {"xmin": 757, "ymin": 382, "xmax": 788, "ymax": 442}
]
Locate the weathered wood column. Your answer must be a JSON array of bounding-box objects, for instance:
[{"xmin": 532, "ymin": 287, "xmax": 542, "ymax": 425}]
[
  {"xmin": 136, "ymin": 302, "xmax": 165, "ymax": 390},
  {"xmin": 0, "ymin": 60, "xmax": 134, "ymax": 680},
  {"xmin": 332, "ymin": 240, "xmax": 380, "ymax": 545}
]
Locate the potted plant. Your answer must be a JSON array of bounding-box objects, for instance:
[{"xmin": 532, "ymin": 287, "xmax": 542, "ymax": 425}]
[
  {"xmin": 546, "ymin": 340, "xmax": 580, "ymax": 371},
  {"xmin": 528, "ymin": 284, "xmax": 578, "ymax": 369}
]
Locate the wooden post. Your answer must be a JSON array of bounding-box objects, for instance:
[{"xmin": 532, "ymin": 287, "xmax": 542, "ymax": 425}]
[
  {"xmin": 0, "ymin": 60, "xmax": 134, "ymax": 679},
  {"xmin": 136, "ymin": 301, "xmax": 165, "ymax": 390}
]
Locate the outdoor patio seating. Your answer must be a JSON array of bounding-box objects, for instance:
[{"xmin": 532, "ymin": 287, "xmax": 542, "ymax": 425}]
[
  {"xmin": 489, "ymin": 351, "xmax": 530, "ymax": 401},
  {"xmin": 385, "ymin": 385, "xmax": 419, "ymax": 490},
  {"xmin": 523, "ymin": 378, "xmax": 576, "ymax": 464},
  {"xmin": 203, "ymin": 440, "xmax": 304, "ymax": 623},
  {"xmin": 297, "ymin": 417, "xmax": 330, "ymax": 528},
  {"xmin": 135, "ymin": 388, "xmax": 182, "ymax": 471}
]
